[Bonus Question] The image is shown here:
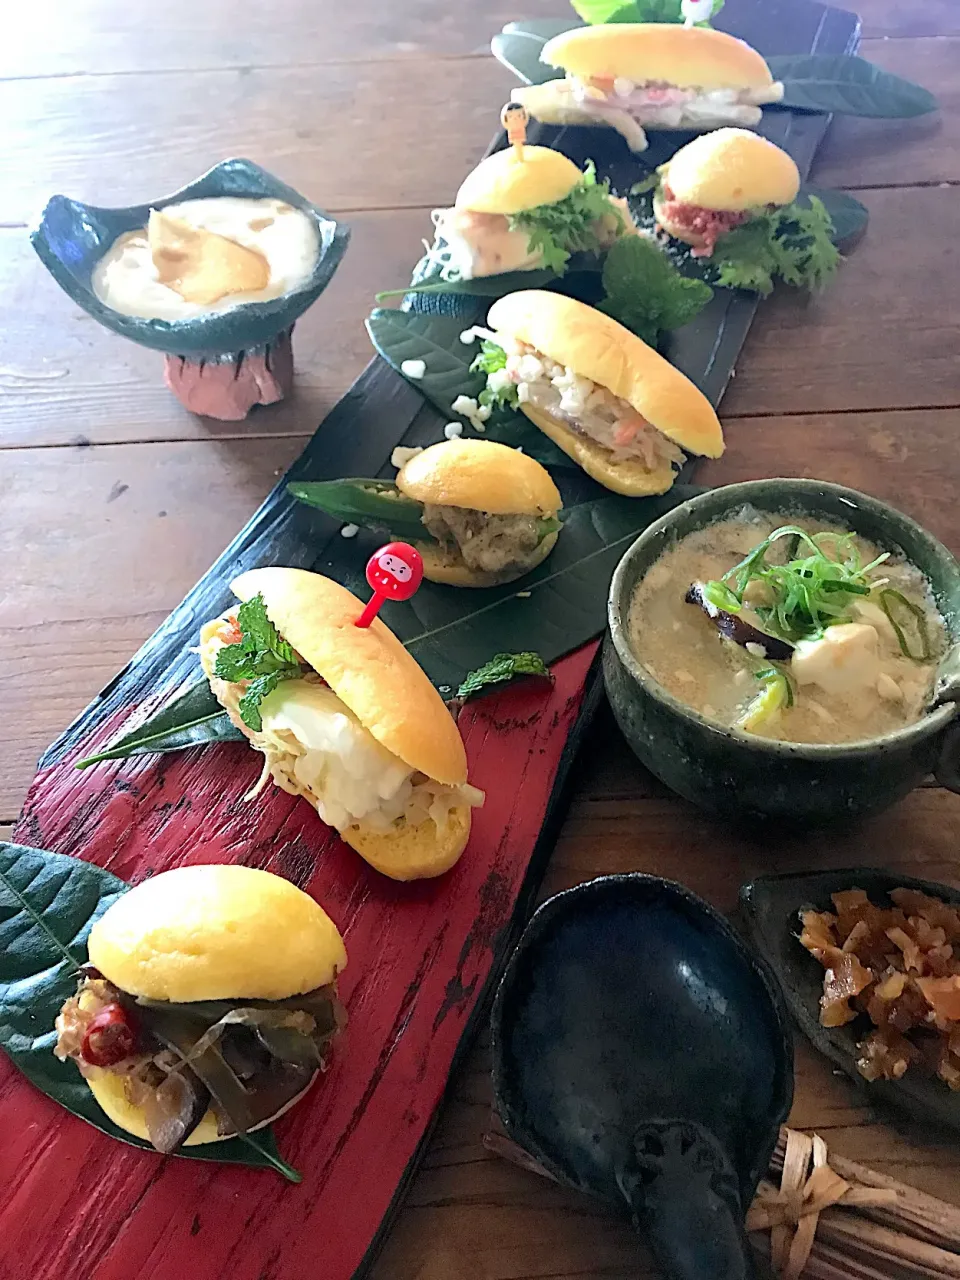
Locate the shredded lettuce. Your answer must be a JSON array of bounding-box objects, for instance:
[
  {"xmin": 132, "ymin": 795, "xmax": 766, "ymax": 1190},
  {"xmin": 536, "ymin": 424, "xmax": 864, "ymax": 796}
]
[
  {"xmin": 509, "ymin": 161, "xmax": 626, "ymax": 275},
  {"xmin": 711, "ymin": 196, "xmax": 841, "ymax": 296},
  {"xmin": 597, "ymin": 235, "xmax": 713, "ymax": 346}
]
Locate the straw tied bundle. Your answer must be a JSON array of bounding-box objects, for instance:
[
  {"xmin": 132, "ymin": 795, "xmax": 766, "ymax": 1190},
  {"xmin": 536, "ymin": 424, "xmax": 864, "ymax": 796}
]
[{"xmin": 484, "ymin": 1124, "xmax": 960, "ymax": 1279}]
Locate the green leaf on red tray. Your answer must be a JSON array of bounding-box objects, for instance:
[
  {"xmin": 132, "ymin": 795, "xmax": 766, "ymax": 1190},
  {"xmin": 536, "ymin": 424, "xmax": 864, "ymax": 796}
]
[
  {"xmin": 76, "ymin": 679, "xmax": 243, "ymax": 769},
  {"xmin": 0, "ymin": 841, "xmax": 299, "ymax": 1179}
]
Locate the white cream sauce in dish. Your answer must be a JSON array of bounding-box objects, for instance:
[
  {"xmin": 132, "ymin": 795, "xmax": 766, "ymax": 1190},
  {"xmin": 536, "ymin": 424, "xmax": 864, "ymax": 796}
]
[
  {"xmin": 92, "ymin": 197, "xmax": 319, "ymax": 320},
  {"xmin": 628, "ymin": 510, "xmax": 946, "ymax": 745}
]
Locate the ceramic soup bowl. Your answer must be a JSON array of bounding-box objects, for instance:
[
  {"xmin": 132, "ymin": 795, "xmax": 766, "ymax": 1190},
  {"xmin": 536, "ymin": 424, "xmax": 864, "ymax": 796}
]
[{"xmin": 603, "ymin": 479, "xmax": 960, "ymax": 824}]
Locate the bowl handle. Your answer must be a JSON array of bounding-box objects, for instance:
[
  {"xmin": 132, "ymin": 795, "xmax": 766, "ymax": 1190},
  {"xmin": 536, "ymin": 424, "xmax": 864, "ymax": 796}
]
[
  {"xmin": 620, "ymin": 1120, "xmax": 759, "ymax": 1280},
  {"xmin": 935, "ymin": 720, "xmax": 960, "ymax": 794}
]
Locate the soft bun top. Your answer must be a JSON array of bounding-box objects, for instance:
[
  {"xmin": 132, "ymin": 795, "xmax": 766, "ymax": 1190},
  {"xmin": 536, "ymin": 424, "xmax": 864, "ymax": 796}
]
[
  {"xmin": 662, "ymin": 128, "xmax": 800, "ymax": 211},
  {"xmin": 542, "ymin": 24, "xmax": 777, "ymax": 92},
  {"xmin": 396, "ymin": 439, "xmax": 561, "ymax": 516},
  {"xmin": 88, "ymin": 864, "xmax": 347, "ymax": 1002},
  {"xmin": 454, "ymin": 146, "xmax": 583, "ymax": 216},
  {"xmin": 229, "ymin": 567, "xmax": 467, "ymax": 786},
  {"xmin": 486, "ymin": 291, "xmax": 723, "ymax": 459}
]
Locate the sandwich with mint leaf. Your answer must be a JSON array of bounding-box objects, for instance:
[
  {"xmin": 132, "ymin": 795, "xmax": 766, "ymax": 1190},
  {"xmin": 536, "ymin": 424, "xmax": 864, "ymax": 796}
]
[{"xmin": 649, "ymin": 128, "xmax": 841, "ymax": 295}]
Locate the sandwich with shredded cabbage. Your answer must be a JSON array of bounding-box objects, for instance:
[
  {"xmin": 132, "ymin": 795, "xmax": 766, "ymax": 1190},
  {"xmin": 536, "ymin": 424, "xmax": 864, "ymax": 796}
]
[
  {"xmin": 425, "ymin": 142, "xmax": 636, "ymax": 281},
  {"xmin": 649, "ymin": 128, "xmax": 840, "ymax": 293},
  {"xmin": 289, "ymin": 439, "xmax": 563, "ymax": 589},
  {"xmin": 199, "ymin": 567, "xmax": 484, "ymax": 880},
  {"xmin": 55, "ymin": 863, "xmax": 346, "ymax": 1156},
  {"xmin": 515, "ymin": 24, "xmax": 784, "ymax": 153},
  {"xmin": 473, "ymin": 290, "xmax": 723, "ymax": 496}
]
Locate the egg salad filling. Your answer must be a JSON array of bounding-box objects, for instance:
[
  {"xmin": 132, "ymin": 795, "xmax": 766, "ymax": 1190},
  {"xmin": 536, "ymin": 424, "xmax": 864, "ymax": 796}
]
[{"xmin": 200, "ymin": 609, "xmax": 483, "ymax": 834}]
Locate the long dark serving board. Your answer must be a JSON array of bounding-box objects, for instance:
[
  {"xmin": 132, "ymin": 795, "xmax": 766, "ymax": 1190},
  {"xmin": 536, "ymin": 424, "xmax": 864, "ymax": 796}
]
[{"xmin": 2, "ymin": 2, "xmax": 858, "ymax": 1278}]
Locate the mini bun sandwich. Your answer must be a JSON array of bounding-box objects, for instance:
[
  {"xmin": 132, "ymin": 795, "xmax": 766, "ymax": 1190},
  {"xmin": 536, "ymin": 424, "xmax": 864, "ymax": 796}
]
[
  {"xmin": 55, "ymin": 864, "xmax": 346, "ymax": 1155},
  {"xmin": 289, "ymin": 439, "xmax": 562, "ymax": 589},
  {"xmin": 428, "ymin": 141, "xmax": 635, "ymax": 280},
  {"xmin": 473, "ymin": 290, "xmax": 723, "ymax": 496},
  {"xmin": 653, "ymin": 128, "xmax": 800, "ymax": 256},
  {"xmin": 199, "ymin": 567, "xmax": 483, "ymax": 880},
  {"xmin": 395, "ymin": 440, "xmax": 562, "ymax": 586},
  {"xmin": 515, "ymin": 24, "xmax": 784, "ymax": 153}
]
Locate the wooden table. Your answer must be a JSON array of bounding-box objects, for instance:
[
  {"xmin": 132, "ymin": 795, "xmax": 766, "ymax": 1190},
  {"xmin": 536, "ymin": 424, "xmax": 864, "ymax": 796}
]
[{"xmin": 4, "ymin": 1, "xmax": 960, "ymax": 1275}]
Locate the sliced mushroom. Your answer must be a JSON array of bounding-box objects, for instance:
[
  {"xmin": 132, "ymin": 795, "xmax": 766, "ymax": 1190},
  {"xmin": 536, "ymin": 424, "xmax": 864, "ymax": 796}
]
[
  {"xmin": 141, "ymin": 1065, "xmax": 211, "ymax": 1154},
  {"xmin": 685, "ymin": 582, "xmax": 794, "ymax": 662}
]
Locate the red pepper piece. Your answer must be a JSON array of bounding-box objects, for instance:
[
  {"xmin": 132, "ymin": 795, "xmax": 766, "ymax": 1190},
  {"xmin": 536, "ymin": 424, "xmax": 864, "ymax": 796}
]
[{"xmin": 81, "ymin": 1003, "xmax": 138, "ymax": 1067}]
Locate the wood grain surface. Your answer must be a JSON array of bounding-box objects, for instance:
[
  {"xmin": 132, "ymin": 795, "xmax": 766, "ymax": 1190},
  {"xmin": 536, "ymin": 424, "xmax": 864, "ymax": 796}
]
[{"xmin": 3, "ymin": 1, "xmax": 960, "ymax": 1277}]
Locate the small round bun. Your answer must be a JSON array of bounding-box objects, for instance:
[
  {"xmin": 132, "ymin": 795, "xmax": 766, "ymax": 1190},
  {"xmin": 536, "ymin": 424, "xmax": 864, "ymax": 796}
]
[
  {"xmin": 88, "ymin": 864, "xmax": 347, "ymax": 1002},
  {"xmin": 486, "ymin": 291, "xmax": 723, "ymax": 459},
  {"xmin": 396, "ymin": 439, "xmax": 560, "ymax": 516},
  {"xmin": 661, "ymin": 128, "xmax": 800, "ymax": 212},
  {"xmin": 416, "ymin": 531, "xmax": 558, "ymax": 588},
  {"xmin": 455, "ymin": 146, "xmax": 582, "ymax": 216},
  {"xmin": 542, "ymin": 24, "xmax": 778, "ymax": 92},
  {"xmin": 519, "ymin": 405, "xmax": 678, "ymax": 496},
  {"xmin": 85, "ymin": 1064, "xmax": 316, "ymax": 1145},
  {"xmin": 229, "ymin": 568, "xmax": 468, "ymax": 786},
  {"xmin": 343, "ymin": 805, "xmax": 472, "ymax": 881}
]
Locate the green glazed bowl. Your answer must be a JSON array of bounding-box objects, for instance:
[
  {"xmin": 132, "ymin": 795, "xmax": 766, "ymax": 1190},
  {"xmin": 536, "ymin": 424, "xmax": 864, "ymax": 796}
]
[{"xmin": 603, "ymin": 479, "xmax": 960, "ymax": 824}]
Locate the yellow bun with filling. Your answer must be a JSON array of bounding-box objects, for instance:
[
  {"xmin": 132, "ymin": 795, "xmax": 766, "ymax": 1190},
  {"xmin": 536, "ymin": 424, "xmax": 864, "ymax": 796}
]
[
  {"xmin": 414, "ymin": 530, "xmax": 559, "ymax": 588},
  {"xmin": 511, "ymin": 82, "xmax": 648, "ymax": 152},
  {"xmin": 397, "ymin": 439, "xmax": 561, "ymax": 516},
  {"xmin": 85, "ymin": 1062, "xmax": 316, "ymax": 1146},
  {"xmin": 88, "ymin": 864, "xmax": 346, "ymax": 1002},
  {"xmin": 517, "ymin": 405, "xmax": 678, "ymax": 496},
  {"xmin": 486, "ymin": 290, "xmax": 723, "ymax": 460},
  {"xmin": 542, "ymin": 24, "xmax": 778, "ymax": 92},
  {"xmin": 660, "ymin": 128, "xmax": 800, "ymax": 212},
  {"xmin": 454, "ymin": 145, "xmax": 583, "ymax": 215},
  {"xmin": 230, "ymin": 567, "xmax": 467, "ymax": 786},
  {"xmin": 343, "ymin": 805, "xmax": 472, "ymax": 881}
]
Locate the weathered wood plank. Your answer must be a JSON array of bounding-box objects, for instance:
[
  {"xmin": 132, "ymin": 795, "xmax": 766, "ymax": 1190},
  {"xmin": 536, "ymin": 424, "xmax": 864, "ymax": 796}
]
[
  {"xmin": 1, "ymin": 38, "xmax": 953, "ymax": 229},
  {"xmin": 814, "ymin": 37, "xmax": 959, "ymax": 188},
  {"xmin": 5, "ymin": 184, "xmax": 957, "ymax": 449},
  {"xmin": 1, "ymin": 0, "xmax": 565, "ymax": 78},
  {"xmin": 0, "ymin": 211, "xmax": 426, "ymax": 447},
  {"xmin": 3, "ymin": 0, "xmax": 956, "ymax": 80}
]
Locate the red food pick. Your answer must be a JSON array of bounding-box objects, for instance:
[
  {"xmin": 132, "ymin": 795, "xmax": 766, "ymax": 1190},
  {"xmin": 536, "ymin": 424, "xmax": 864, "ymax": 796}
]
[
  {"xmin": 81, "ymin": 1003, "xmax": 138, "ymax": 1067},
  {"xmin": 355, "ymin": 542, "xmax": 424, "ymax": 628}
]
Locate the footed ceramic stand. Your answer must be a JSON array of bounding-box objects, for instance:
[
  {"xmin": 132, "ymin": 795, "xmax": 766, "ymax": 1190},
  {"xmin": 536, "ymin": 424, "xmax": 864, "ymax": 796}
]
[{"xmin": 163, "ymin": 325, "xmax": 295, "ymax": 420}]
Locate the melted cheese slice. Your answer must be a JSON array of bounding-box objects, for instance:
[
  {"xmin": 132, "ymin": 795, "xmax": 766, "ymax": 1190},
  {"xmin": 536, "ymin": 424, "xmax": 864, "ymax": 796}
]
[{"xmin": 148, "ymin": 209, "xmax": 270, "ymax": 305}]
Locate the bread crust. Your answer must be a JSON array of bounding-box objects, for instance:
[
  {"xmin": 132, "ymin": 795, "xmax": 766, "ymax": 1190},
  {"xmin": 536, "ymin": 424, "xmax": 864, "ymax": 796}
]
[
  {"xmin": 660, "ymin": 128, "xmax": 800, "ymax": 211},
  {"xmin": 541, "ymin": 23, "xmax": 778, "ymax": 91},
  {"xmin": 229, "ymin": 568, "xmax": 468, "ymax": 786},
  {"xmin": 519, "ymin": 404, "xmax": 678, "ymax": 496},
  {"xmin": 396, "ymin": 439, "xmax": 560, "ymax": 515},
  {"xmin": 88, "ymin": 864, "xmax": 347, "ymax": 1002},
  {"xmin": 342, "ymin": 804, "xmax": 472, "ymax": 881},
  {"xmin": 454, "ymin": 145, "xmax": 583, "ymax": 215},
  {"xmin": 486, "ymin": 290, "xmax": 723, "ymax": 459}
]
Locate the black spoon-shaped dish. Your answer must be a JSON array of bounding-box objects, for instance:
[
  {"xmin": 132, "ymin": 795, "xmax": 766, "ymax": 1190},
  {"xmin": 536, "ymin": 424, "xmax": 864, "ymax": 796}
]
[
  {"xmin": 742, "ymin": 867, "xmax": 960, "ymax": 1135},
  {"xmin": 491, "ymin": 875, "xmax": 794, "ymax": 1280}
]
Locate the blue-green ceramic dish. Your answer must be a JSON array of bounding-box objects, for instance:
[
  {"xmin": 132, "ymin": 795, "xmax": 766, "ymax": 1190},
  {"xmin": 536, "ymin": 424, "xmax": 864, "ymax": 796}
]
[{"xmin": 30, "ymin": 158, "xmax": 350, "ymax": 359}]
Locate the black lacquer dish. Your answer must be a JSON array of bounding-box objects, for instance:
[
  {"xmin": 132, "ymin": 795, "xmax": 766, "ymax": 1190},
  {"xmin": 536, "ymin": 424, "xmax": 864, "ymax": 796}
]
[{"xmin": 491, "ymin": 874, "xmax": 793, "ymax": 1280}]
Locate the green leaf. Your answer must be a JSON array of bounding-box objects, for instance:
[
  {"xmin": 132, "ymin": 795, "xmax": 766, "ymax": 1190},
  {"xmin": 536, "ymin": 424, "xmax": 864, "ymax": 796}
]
[
  {"xmin": 213, "ymin": 593, "xmax": 302, "ymax": 727},
  {"xmin": 365, "ymin": 309, "xmax": 574, "ymax": 468},
  {"xmin": 377, "ymin": 266, "xmax": 562, "ymax": 302},
  {"xmin": 597, "ymin": 236, "xmax": 713, "ymax": 344},
  {"xmin": 508, "ymin": 160, "xmax": 627, "ymax": 276},
  {"xmin": 239, "ymin": 672, "xmax": 294, "ymax": 732},
  {"xmin": 571, "ymin": 0, "xmax": 722, "ymax": 23},
  {"xmin": 803, "ymin": 188, "xmax": 869, "ymax": 245},
  {"xmin": 288, "ymin": 479, "xmax": 430, "ymax": 543},
  {"xmin": 711, "ymin": 197, "xmax": 841, "ymax": 297},
  {"xmin": 457, "ymin": 652, "xmax": 551, "ymax": 700},
  {"xmin": 75, "ymin": 680, "xmax": 243, "ymax": 768},
  {"xmin": 491, "ymin": 30, "xmax": 564, "ymax": 87},
  {"xmin": 768, "ymin": 54, "xmax": 938, "ymax": 118},
  {"xmin": 0, "ymin": 842, "xmax": 297, "ymax": 1178}
]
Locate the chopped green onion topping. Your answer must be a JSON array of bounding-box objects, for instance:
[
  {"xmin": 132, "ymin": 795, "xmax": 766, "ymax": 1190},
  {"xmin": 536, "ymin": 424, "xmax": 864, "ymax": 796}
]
[{"xmin": 879, "ymin": 588, "xmax": 932, "ymax": 661}]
